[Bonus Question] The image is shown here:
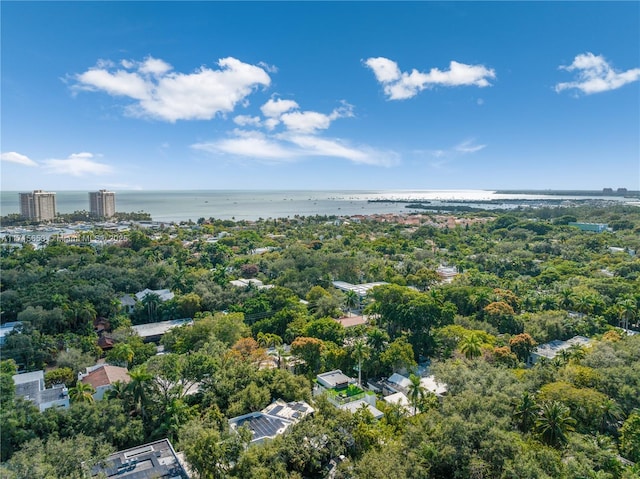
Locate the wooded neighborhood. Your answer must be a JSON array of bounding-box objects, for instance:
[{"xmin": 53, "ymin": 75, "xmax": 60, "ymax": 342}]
[{"xmin": 1, "ymin": 204, "xmax": 639, "ymax": 478}]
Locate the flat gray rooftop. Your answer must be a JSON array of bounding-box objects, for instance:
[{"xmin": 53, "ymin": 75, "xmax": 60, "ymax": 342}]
[
  {"xmin": 317, "ymin": 370, "xmax": 352, "ymax": 389},
  {"xmin": 91, "ymin": 439, "xmax": 188, "ymax": 478}
]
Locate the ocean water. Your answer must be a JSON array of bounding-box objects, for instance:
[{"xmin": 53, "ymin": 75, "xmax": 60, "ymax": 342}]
[{"xmin": 0, "ymin": 189, "xmax": 631, "ymax": 222}]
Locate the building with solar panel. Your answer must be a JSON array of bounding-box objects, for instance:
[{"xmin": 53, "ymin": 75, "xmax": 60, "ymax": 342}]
[
  {"xmin": 90, "ymin": 438, "xmax": 189, "ymax": 478},
  {"xmin": 228, "ymin": 399, "xmax": 314, "ymax": 445}
]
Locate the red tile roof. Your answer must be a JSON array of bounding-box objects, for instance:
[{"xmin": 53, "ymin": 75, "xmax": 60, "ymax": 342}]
[
  {"xmin": 335, "ymin": 315, "xmax": 368, "ymax": 328},
  {"xmin": 81, "ymin": 365, "xmax": 130, "ymax": 389}
]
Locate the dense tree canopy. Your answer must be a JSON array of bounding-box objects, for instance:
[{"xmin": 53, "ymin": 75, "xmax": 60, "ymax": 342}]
[{"xmin": 1, "ymin": 204, "xmax": 639, "ymax": 477}]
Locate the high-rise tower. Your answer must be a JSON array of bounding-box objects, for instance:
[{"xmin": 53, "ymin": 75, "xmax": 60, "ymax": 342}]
[
  {"xmin": 19, "ymin": 190, "xmax": 57, "ymax": 221},
  {"xmin": 89, "ymin": 190, "xmax": 116, "ymax": 218}
]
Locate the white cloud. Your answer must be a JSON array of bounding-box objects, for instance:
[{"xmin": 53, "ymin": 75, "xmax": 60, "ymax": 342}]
[
  {"xmin": 259, "ymin": 99, "xmax": 353, "ymax": 133},
  {"xmin": 280, "ymin": 110, "xmax": 334, "ymax": 134},
  {"xmin": 555, "ymin": 52, "xmax": 640, "ymax": 94},
  {"xmin": 76, "ymin": 68, "xmax": 150, "ymax": 100},
  {"xmin": 234, "ymin": 115, "xmax": 263, "ymax": 127},
  {"xmin": 455, "ymin": 139, "xmax": 486, "ymax": 154},
  {"xmin": 193, "ymin": 130, "xmax": 297, "ymax": 161},
  {"xmin": 192, "ymin": 84, "xmax": 388, "ymax": 166},
  {"xmin": 364, "ymin": 57, "xmax": 401, "ymax": 83},
  {"xmin": 260, "ymin": 98, "xmax": 299, "ymax": 118},
  {"xmin": 73, "ymin": 56, "xmax": 271, "ymax": 122},
  {"xmin": 285, "ymin": 134, "xmax": 397, "ymax": 166},
  {"xmin": 365, "ymin": 57, "xmax": 496, "ymax": 100},
  {"xmin": 264, "ymin": 118, "xmax": 280, "ymax": 130},
  {"xmin": 138, "ymin": 57, "xmax": 172, "ymax": 76},
  {"xmin": 192, "ymin": 130, "xmax": 396, "ymax": 167},
  {"xmin": 258, "ymin": 62, "xmax": 278, "ymax": 74},
  {"xmin": 1, "ymin": 151, "xmax": 38, "ymax": 167},
  {"xmin": 42, "ymin": 152, "xmax": 113, "ymax": 176},
  {"xmin": 280, "ymin": 103, "xmax": 353, "ymax": 134},
  {"xmin": 421, "ymin": 139, "xmax": 486, "ymax": 168}
]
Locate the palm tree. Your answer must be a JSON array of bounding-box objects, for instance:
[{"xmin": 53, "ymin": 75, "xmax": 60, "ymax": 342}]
[
  {"xmin": 105, "ymin": 380, "xmax": 133, "ymax": 412},
  {"xmin": 557, "ymin": 289, "xmax": 575, "ymax": 310},
  {"xmin": 72, "ymin": 301, "xmax": 97, "ymax": 330},
  {"xmin": 566, "ymin": 344, "xmax": 586, "ymax": 363},
  {"xmin": 598, "ymin": 398, "xmax": 625, "ymax": 434},
  {"xmin": 574, "ymin": 292, "xmax": 595, "ymax": 316},
  {"xmin": 257, "ymin": 332, "xmax": 282, "ymax": 349},
  {"xmin": 513, "ymin": 391, "xmax": 537, "ymax": 433},
  {"xmin": 367, "ymin": 328, "xmax": 389, "ymax": 354},
  {"xmin": 109, "ymin": 342, "xmax": 134, "ymax": 368},
  {"xmin": 538, "ymin": 295, "xmax": 557, "ymax": 311},
  {"xmin": 459, "ymin": 333, "xmax": 483, "ymax": 360},
  {"xmin": 105, "ymin": 380, "xmax": 129, "ymax": 400},
  {"xmin": 471, "ymin": 290, "xmax": 492, "ymax": 314},
  {"xmin": 275, "ymin": 345, "xmax": 290, "ymax": 370},
  {"xmin": 69, "ymin": 381, "xmax": 95, "ymax": 403},
  {"xmin": 127, "ymin": 365, "xmax": 154, "ymax": 419},
  {"xmin": 382, "ymin": 401, "xmax": 407, "ymax": 428},
  {"xmin": 351, "ymin": 339, "xmax": 370, "ymax": 388},
  {"xmin": 535, "ymin": 401, "xmax": 576, "ymax": 447},
  {"xmin": 407, "ymin": 374, "xmax": 426, "ymax": 415},
  {"xmin": 159, "ymin": 398, "xmax": 194, "ymax": 442},
  {"xmin": 141, "ymin": 292, "xmax": 162, "ymax": 322},
  {"xmin": 616, "ymin": 295, "xmax": 637, "ymax": 330},
  {"xmin": 344, "ymin": 290, "xmax": 359, "ymax": 316}
]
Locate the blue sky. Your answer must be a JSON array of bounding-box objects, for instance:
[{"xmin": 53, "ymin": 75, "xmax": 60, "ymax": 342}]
[{"xmin": 1, "ymin": 1, "xmax": 639, "ymax": 191}]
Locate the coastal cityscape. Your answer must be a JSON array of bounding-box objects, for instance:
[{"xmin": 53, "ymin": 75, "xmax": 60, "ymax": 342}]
[{"xmin": 1, "ymin": 2, "xmax": 639, "ymax": 479}]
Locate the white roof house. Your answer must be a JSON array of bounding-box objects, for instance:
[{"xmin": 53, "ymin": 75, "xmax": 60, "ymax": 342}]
[
  {"xmin": 229, "ymin": 399, "xmax": 314, "ymax": 444},
  {"xmin": 384, "ymin": 391, "xmax": 410, "ymax": 407},
  {"xmin": 340, "ymin": 399, "xmax": 384, "ymax": 420},
  {"xmin": 90, "ymin": 438, "xmax": 189, "ymax": 478},
  {"xmin": 0, "ymin": 321, "xmax": 22, "ymax": 345},
  {"xmin": 436, "ymin": 265, "xmax": 459, "ymax": 283},
  {"xmin": 229, "ymin": 278, "xmax": 274, "ymax": 289},
  {"xmin": 420, "ymin": 375, "xmax": 448, "ymax": 397},
  {"xmin": 131, "ymin": 318, "xmax": 193, "ymax": 341},
  {"xmin": 316, "ymin": 370, "xmax": 354, "ymax": 390},
  {"xmin": 529, "ymin": 335, "xmax": 592, "ymax": 365},
  {"xmin": 384, "ymin": 391, "xmax": 416, "ymax": 416},
  {"xmin": 332, "ymin": 281, "xmax": 388, "ymax": 298},
  {"xmin": 13, "ymin": 370, "xmax": 69, "ymax": 412},
  {"xmin": 387, "ymin": 373, "xmax": 412, "ymax": 391},
  {"xmin": 135, "ymin": 288, "xmax": 174, "ymax": 302},
  {"xmin": 385, "ymin": 373, "xmax": 447, "ymax": 397}
]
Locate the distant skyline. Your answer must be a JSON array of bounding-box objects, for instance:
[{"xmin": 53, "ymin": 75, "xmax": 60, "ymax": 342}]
[{"xmin": 1, "ymin": 1, "xmax": 639, "ymax": 191}]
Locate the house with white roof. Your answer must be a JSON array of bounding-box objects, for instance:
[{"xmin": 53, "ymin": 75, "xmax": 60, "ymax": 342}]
[
  {"xmin": 528, "ymin": 335, "xmax": 592, "ymax": 366},
  {"xmin": 90, "ymin": 438, "xmax": 189, "ymax": 478},
  {"xmin": 12, "ymin": 370, "xmax": 69, "ymax": 412},
  {"xmin": 0, "ymin": 321, "xmax": 22, "ymax": 346},
  {"xmin": 383, "ymin": 391, "xmax": 414, "ymax": 415},
  {"xmin": 135, "ymin": 288, "xmax": 175, "ymax": 302},
  {"xmin": 131, "ymin": 318, "xmax": 193, "ymax": 343},
  {"xmin": 340, "ymin": 399, "xmax": 384, "ymax": 420},
  {"xmin": 332, "ymin": 281, "xmax": 388, "ymax": 299},
  {"xmin": 314, "ymin": 370, "xmax": 382, "ymax": 418},
  {"xmin": 119, "ymin": 288, "xmax": 175, "ymax": 315},
  {"xmin": 229, "ymin": 278, "xmax": 274, "ymax": 290},
  {"xmin": 436, "ymin": 265, "xmax": 459, "ymax": 283},
  {"xmin": 383, "ymin": 372, "xmax": 447, "ymax": 398},
  {"xmin": 228, "ymin": 399, "xmax": 314, "ymax": 445}
]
